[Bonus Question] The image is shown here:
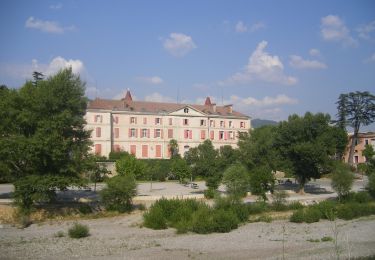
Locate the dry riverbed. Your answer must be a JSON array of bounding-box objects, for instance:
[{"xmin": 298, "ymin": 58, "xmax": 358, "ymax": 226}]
[{"xmin": 1, "ymin": 211, "xmax": 375, "ymax": 260}]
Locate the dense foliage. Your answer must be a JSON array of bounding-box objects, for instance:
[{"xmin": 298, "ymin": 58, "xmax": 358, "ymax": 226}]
[
  {"xmin": 222, "ymin": 163, "xmax": 250, "ymax": 197},
  {"xmin": 0, "ymin": 69, "xmax": 91, "ymax": 211},
  {"xmin": 331, "ymin": 162, "xmax": 354, "ymax": 201},
  {"xmin": 100, "ymin": 174, "xmax": 137, "ymax": 212}
]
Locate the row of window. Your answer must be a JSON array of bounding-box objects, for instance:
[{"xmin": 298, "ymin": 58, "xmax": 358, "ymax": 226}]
[
  {"xmin": 95, "ymin": 143, "xmax": 165, "ymax": 158},
  {"xmin": 95, "ymin": 127, "xmax": 237, "ymax": 141},
  {"xmin": 94, "ymin": 114, "xmax": 246, "ymax": 129}
]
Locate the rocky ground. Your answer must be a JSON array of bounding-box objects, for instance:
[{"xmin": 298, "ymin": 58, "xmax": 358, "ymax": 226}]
[{"xmin": 1, "ymin": 211, "xmax": 375, "ymax": 260}]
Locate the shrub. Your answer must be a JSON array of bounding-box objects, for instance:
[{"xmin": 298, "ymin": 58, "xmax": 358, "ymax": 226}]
[
  {"xmin": 78, "ymin": 204, "xmax": 92, "ymax": 214},
  {"xmin": 190, "ymin": 208, "xmax": 214, "ymax": 234},
  {"xmin": 321, "ymin": 236, "xmax": 334, "ymax": 242},
  {"xmin": 256, "ymin": 214, "xmax": 272, "ymax": 223},
  {"xmin": 287, "ymin": 201, "xmax": 304, "ymax": 210},
  {"xmin": 143, "ymin": 205, "xmax": 167, "ymax": 229},
  {"xmin": 175, "ymin": 219, "xmax": 191, "ymax": 234},
  {"xmin": 351, "ymin": 191, "xmax": 373, "ymax": 203},
  {"xmin": 204, "ymin": 188, "xmax": 217, "ymax": 199},
  {"xmin": 100, "ymin": 174, "xmax": 137, "ymax": 213},
  {"xmin": 212, "ymin": 209, "xmax": 239, "ymax": 232},
  {"xmin": 214, "ymin": 196, "xmax": 250, "ymax": 222},
  {"xmin": 249, "ymin": 166, "xmax": 274, "ymax": 201},
  {"xmin": 68, "ymin": 223, "xmax": 89, "ymax": 239},
  {"xmin": 303, "ymin": 207, "xmax": 322, "ymax": 223},
  {"xmin": 336, "ymin": 203, "xmax": 375, "ymax": 220},
  {"xmin": 315, "ymin": 200, "xmax": 337, "ymax": 220},
  {"xmin": 54, "ymin": 231, "xmax": 65, "ymax": 237},
  {"xmin": 271, "ymin": 190, "xmax": 289, "ymax": 211},
  {"xmin": 115, "ymin": 153, "xmax": 147, "ymax": 179},
  {"xmin": 247, "ymin": 201, "xmax": 269, "ymax": 215},
  {"xmin": 290, "ymin": 209, "xmax": 304, "ymax": 223},
  {"xmin": 331, "ymin": 162, "xmax": 354, "ymax": 201}
]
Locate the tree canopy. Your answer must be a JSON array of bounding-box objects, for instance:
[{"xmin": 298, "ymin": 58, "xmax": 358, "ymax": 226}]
[{"xmin": 0, "ymin": 69, "xmax": 91, "ymax": 210}]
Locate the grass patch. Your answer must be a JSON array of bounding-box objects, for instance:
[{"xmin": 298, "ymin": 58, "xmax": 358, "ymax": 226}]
[
  {"xmin": 321, "ymin": 236, "xmax": 333, "ymax": 242},
  {"xmin": 68, "ymin": 223, "xmax": 90, "ymax": 239},
  {"xmin": 54, "ymin": 231, "xmax": 65, "ymax": 237}
]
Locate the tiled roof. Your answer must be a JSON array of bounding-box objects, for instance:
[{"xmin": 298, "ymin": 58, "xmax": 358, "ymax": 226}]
[{"xmin": 88, "ymin": 98, "xmax": 249, "ymax": 118}]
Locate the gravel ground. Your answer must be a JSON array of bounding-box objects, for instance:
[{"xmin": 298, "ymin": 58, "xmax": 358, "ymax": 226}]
[{"xmin": 1, "ymin": 212, "xmax": 375, "ymax": 260}]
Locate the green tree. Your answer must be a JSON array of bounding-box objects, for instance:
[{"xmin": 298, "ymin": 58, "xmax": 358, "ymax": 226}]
[
  {"xmin": 0, "ymin": 69, "xmax": 91, "ymax": 211},
  {"xmin": 336, "ymin": 92, "xmax": 375, "ymax": 165},
  {"xmin": 185, "ymin": 140, "xmax": 222, "ymax": 189},
  {"xmin": 115, "ymin": 153, "xmax": 147, "ymax": 179},
  {"xmin": 275, "ymin": 112, "xmax": 346, "ymax": 194},
  {"xmin": 363, "ymin": 144, "xmax": 375, "ymax": 162},
  {"xmin": 238, "ymin": 125, "xmax": 281, "ymax": 172},
  {"xmin": 100, "ymin": 174, "xmax": 137, "ymax": 212},
  {"xmin": 222, "ymin": 163, "xmax": 250, "ymax": 198},
  {"xmin": 249, "ymin": 166, "xmax": 274, "ymax": 200},
  {"xmin": 171, "ymin": 158, "xmax": 191, "ymax": 183},
  {"xmin": 331, "ymin": 162, "xmax": 354, "ymax": 201},
  {"xmin": 218, "ymin": 145, "xmax": 239, "ymax": 169}
]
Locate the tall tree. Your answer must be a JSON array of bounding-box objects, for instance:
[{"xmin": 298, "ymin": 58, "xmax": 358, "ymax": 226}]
[
  {"xmin": 0, "ymin": 68, "xmax": 92, "ymax": 211},
  {"xmin": 336, "ymin": 91, "xmax": 375, "ymax": 164},
  {"xmin": 275, "ymin": 112, "xmax": 346, "ymax": 194}
]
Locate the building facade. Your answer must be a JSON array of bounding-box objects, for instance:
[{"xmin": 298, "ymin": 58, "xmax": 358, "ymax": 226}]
[
  {"xmin": 344, "ymin": 132, "xmax": 375, "ymax": 164},
  {"xmin": 85, "ymin": 90, "xmax": 251, "ymax": 159}
]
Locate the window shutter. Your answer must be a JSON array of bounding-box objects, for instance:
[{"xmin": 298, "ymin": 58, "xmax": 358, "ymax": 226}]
[
  {"xmin": 154, "ymin": 129, "xmax": 157, "ymax": 138},
  {"xmin": 148, "ymin": 129, "xmax": 150, "ymax": 138},
  {"xmin": 128, "ymin": 129, "xmax": 131, "ymax": 137},
  {"xmin": 189, "ymin": 130, "xmax": 192, "ymax": 139},
  {"xmin": 161, "ymin": 129, "xmax": 164, "ymax": 138},
  {"xmin": 94, "ymin": 115, "xmax": 97, "ymax": 122},
  {"xmin": 135, "ymin": 117, "xmax": 137, "ymax": 124}
]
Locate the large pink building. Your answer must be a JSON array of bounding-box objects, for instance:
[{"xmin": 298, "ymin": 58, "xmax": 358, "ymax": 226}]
[
  {"xmin": 85, "ymin": 90, "xmax": 251, "ymax": 159},
  {"xmin": 344, "ymin": 132, "xmax": 375, "ymax": 164}
]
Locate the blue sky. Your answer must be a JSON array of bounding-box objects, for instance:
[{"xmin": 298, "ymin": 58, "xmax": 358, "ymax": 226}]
[{"xmin": 1, "ymin": 0, "xmax": 374, "ymax": 127}]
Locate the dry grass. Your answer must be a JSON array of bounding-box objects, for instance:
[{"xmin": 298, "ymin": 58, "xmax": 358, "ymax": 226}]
[{"xmin": 0, "ymin": 205, "xmax": 17, "ymax": 224}]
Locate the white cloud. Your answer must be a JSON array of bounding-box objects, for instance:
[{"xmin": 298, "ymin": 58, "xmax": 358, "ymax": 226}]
[
  {"xmin": 136, "ymin": 76, "xmax": 163, "ymax": 85},
  {"xmin": 235, "ymin": 21, "xmax": 265, "ymax": 33},
  {"xmin": 163, "ymin": 33, "xmax": 196, "ymax": 57},
  {"xmin": 235, "ymin": 21, "xmax": 247, "ymax": 33},
  {"xmin": 221, "ymin": 41, "xmax": 297, "ymax": 86},
  {"xmin": 250, "ymin": 22, "xmax": 266, "ymax": 32},
  {"xmin": 49, "ymin": 3, "xmax": 62, "ymax": 10},
  {"xmin": 320, "ymin": 15, "xmax": 357, "ymax": 46},
  {"xmin": 144, "ymin": 92, "xmax": 175, "ymax": 103},
  {"xmin": 309, "ymin": 48, "xmax": 321, "ymax": 57},
  {"xmin": 0, "ymin": 56, "xmax": 85, "ymax": 81},
  {"xmin": 357, "ymin": 20, "xmax": 375, "ymax": 40},
  {"xmin": 25, "ymin": 16, "xmax": 75, "ymax": 34},
  {"xmin": 230, "ymin": 94, "xmax": 298, "ymax": 107},
  {"xmin": 289, "ymin": 55, "xmax": 327, "ymax": 69}
]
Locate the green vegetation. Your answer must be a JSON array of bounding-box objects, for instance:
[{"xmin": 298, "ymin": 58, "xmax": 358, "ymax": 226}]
[
  {"xmin": 0, "ymin": 69, "xmax": 91, "ymax": 213},
  {"xmin": 68, "ymin": 223, "xmax": 90, "ymax": 239},
  {"xmin": 100, "ymin": 174, "xmax": 137, "ymax": 212},
  {"xmin": 116, "ymin": 153, "xmax": 147, "ymax": 179},
  {"xmin": 222, "ymin": 163, "xmax": 250, "ymax": 198},
  {"xmin": 331, "ymin": 162, "xmax": 355, "ymax": 201}
]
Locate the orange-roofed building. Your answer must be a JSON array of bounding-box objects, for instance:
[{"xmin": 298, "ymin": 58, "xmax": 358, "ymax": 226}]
[
  {"xmin": 85, "ymin": 90, "xmax": 251, "ymax": 158},
  {"xmin": 344, "ymin": 132, "xmax": 375, "ymax": 164}
]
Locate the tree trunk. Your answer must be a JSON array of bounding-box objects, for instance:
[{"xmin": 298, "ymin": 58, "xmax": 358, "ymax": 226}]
[{"xmin": 297, "ymin": 177, "xmax": 305, "ymax": 195}]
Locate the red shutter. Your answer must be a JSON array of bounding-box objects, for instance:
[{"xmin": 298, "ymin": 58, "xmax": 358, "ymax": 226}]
[
  {"xmin": 224, "ymin": 131, "xmax": 228, "ymax": 140},
  {"xmin": 95, "ymin": 144, "xmax": 101, "ymax": 155},
  {"xmin": 161, "ymin": 129, "xmax": 164, "ymax": 138},
  {"xmin": 184, "ymin": 130, "xmax": 188, "ymax": 139},
  {"xmin": 156, "ymin": 145, "xmax": 161, "ymax": 158},
  {"xmin": 168, "ymin": 129, "xmax": 173, "ymax": 138},
  {"xmin": 154, "ymin": 129, "xmax": 157, "ymax": 138},
  {"xmin": 96, "ymin": 127, "xmax": 101, "ymax": 137},
  {"xmin": 189, "ymin": 130, "xmax": 192, "ymax": 139},
  {"xmin": 201, "ymin": 130, "xmax": 205, "ymax": 140},
  {"xmin": 130, "ymin": 145, "xmax": 136, "ymax": 155},
  {"xmin": 128, "ymin": 129, "xmax": 131, "ymax": 137},
  {"xmin": 142, "ymin": 145, "xmax": 148, "ymax": 158}
]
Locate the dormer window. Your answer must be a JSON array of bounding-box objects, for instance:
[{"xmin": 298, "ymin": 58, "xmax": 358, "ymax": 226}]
[{"xmin": 184, "ymin": 108, "xmax": 189, "ymax": 113}]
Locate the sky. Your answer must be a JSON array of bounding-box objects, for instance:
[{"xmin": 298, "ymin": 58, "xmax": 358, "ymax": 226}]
[{"xmin": 0, "ymin": 0, "xmax": 374, "ymax": 128}]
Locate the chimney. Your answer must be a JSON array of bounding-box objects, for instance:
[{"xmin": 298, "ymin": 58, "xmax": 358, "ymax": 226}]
[
  {"xmin": 204, "ymin": 97, "xmax": 212, "ymax": 106},
  {"xmin": 212, "ymin": 103, "xmax": 216, "ymax": 112},
  {"xmin": 224, "ymin": 104, "xmax": 233, "ymax": 114},
  {"xmin": 122, "ymin": 89, "xmax": 133, "ymax": 102}
]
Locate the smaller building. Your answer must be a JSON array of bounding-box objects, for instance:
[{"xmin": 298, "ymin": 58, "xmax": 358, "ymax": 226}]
[{"xmin": 344, "ymin": 132, "xmax": 375, "ymax": 164}]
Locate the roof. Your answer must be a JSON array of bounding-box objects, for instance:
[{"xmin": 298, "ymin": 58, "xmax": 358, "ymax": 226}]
[{"xmin": 87, "ymin": 95, "xmax": 249, "ymax": 119}]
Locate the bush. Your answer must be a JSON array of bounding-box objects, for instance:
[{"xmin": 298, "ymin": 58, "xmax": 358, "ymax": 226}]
[
  {"xmin": 349, "ymin": 191, "xmax": 373, "ymax": 203},
  {"xmin": 214, "ymin": 196, "xmax": 250, "ymax": 222},
  {"xmin": 303, "ymin": 207, "xmax": 322, "ymax": 223},
  {"xmin": 287, "ymin": 201, "xmax": 304, "ymax": 210},
  {"xmin": 321, "ymin": 236, "xmax": 334, "ymax": 242},
  {"xmin": 78, "ymin": 204, "xmax": 92, "ymax": 214},
  {"xmin": 315, "ymin": 200, "xmax": 337, "ymax": 220},
  {"xmin": 100, "ymin": 174, "xmax": 137, "ymax": 213},
  {"xmin": 116, "ymin": 153, "xmax": 147, "ymax": 179},
  {"xmin": 204, "ymin": 188, "xmax": 217, "ymax": 199},
  {"xmin": 143, "ymin": 205, "xmax": 167, "ymax": 229},
  {"xmin": 68, "ymin": 223, "xmax": 89, "ymax": 239},
  {"xmin": 212, "ymin": 209, "xmax": 239, "ymax": 232},
  {"xmin": 290, "ymin": 209, "xmax": 304, "ymax": 223},
  {"xmin": 190, "ymin": 207, "xmax": 214, "ymax": 234},
  {"xmin": 247, "ymin": 201, "xmax": 269, "ymax": 215},
  {"xmin": 331, "ymin": 162, "xmax": 354, "ymax": 201},
  {"xmin": 271, "ymin": 190, "xmax": 289, "ymax": 211}
]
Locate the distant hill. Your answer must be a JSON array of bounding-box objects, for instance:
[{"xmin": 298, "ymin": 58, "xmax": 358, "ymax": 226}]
[{"xmin": 251, "ymin": 118, "xmax": 278, "ymax": 128}]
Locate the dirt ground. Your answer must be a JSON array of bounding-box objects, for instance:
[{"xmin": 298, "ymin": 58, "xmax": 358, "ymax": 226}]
[{"xmin": 1, "ymin": 210, "xmax": 375, "ymax": 260}]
